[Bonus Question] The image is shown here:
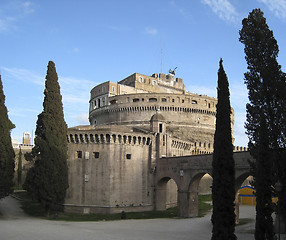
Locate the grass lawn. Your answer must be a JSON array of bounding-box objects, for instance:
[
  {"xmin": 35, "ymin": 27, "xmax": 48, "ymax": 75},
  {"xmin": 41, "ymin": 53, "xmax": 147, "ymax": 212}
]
[{"xmin": 12, "ymin": 191, "xmax": 212, "ymax": 221}]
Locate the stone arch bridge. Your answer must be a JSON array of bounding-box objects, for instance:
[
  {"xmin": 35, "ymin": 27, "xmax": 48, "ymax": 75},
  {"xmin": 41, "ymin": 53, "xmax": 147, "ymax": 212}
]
[{"xmin": 155, "ymin": 151, "xmax": 252, "ymax": 218}]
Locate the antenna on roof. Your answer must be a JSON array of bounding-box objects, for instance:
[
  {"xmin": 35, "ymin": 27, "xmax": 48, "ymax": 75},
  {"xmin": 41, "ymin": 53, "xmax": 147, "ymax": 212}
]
[
  {"xmin": 160, "ymin": 36, "xmax": 163, "ymax": 75},
  {"xmin": 161, "ymin": 48, "xmax": 163, "ymax": 74}
]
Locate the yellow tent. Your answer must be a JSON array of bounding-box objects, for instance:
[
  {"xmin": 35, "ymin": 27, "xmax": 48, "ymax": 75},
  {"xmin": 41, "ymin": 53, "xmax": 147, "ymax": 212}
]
[{"xmin": 238, "ymin": 185, "xmax": 278, "ymax": 206}]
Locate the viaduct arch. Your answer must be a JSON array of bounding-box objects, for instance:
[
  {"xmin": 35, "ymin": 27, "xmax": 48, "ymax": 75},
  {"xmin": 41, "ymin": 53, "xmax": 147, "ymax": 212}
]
[{"xmin": 155, "ymin": 151, "xmax": 252, "ymax": 218}]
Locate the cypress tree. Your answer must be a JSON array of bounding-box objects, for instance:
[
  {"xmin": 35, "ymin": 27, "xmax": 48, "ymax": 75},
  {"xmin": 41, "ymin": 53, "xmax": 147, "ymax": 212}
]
[
  {"xmin": 239, "ymin": 8, "xmax": 286, "ymax": 238},
  {"xmin": 0, "ymin": 74, "xmax": 15, "ymax": 199},
  {"xmin": 24, "ymin": 61, "xmax": 68, "ymax": 213},
  {"xmin": 17, "ymin": 149, "xmax": 22, "ymax": 186},
  {"xmin": 212, "ymin": 59, "xmax": 236, "ymax": 240}
]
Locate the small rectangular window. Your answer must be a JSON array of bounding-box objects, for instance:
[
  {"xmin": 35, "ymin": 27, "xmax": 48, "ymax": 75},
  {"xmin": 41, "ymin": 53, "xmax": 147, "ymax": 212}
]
[
  {"xmin": 84, "ymin": 174, "xmax": 89, "ymax": 182},
  {"xmin": 85, "ymin": 152, "xmax": 89, "ymax": 160},
  {"xmin": 77, "ymin": 151, "xmax": 82, "ymax": 158},
  {"xmin": 126, "ymin": 154, "xmax": 131, "ymax": 159},
  {"xmin": 159, "ymin": 123, "xmax": 163, "ymax": 133},
  {"xmin": 94, "ymin": 152, "xmax": 100, "ymax": 158}
]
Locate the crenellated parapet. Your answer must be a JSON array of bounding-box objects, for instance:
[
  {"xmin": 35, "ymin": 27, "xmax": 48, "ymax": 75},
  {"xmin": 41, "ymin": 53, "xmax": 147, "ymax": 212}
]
[
  {"xmin": 233, "ymin": 146, "xmax": 248, "ymax": 152},
  {"xmin": 171, "ymin": 139, "xmax": 192, "ymax": 151},
  {"xmin": 67, "ymin": 130, "xmax": 152, "ymax": 146}
]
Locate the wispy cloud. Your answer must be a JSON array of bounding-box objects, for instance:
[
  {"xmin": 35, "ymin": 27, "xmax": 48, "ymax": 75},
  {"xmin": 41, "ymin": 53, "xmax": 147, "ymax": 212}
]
[
  {"xmin": 187, "ymin": 82, "xmax": 248, "ymax": 146},
  {"xmin": 187, "ymin": 84, "xmax": 216, "ymax": 97},
  {"xmin": 230, "ymin": 82, "xmax": 248, "ymax": 108},
  {"xmin": 22, "ymin": 1, "xmax": 35, "ymax": 14},
  {"xmin": 144, "ymin": 27, "xmax": 158, "ymax": 36},
  {"xmin": 76, "ymin": 113, "xmax": 89, "ymax": 125},
  {"xmin": 169, "ymin": 1, "xmax": 190, "ymax": 19},
  {"xmin": 201, "ymin": 0, "xmax": 239, "ymax": 24},
  {"xmin": 8, "ymin": 107, "xmax": 40, "ymax": 117},
  {"xmin": 258, "ymin": 0, "xmax": 286, "ymax": 20},
  {"xmin": 0, "ymin": 1, "xmax": 35, "ymax": 33},
  {"xmin": 2, "ymin": 66, "xmax": 98, "ymax": 128},
  {"xmin": 59, "ymin": 77, "xmax": 97, "ymax": 126},
  {"xmin": 0, "ymin": 17, "xmax": 15, "ymax": 32},
  {"xmin": 1, "ymin": 67, "xmax": 44, "ymax": 86},
  {"xmin": 67, "ymin": 47, "xmax": 80, "ymax": 54},
  {"xmin": 233, "ymin": 111, "xmax": 247, "ymax": 146}
]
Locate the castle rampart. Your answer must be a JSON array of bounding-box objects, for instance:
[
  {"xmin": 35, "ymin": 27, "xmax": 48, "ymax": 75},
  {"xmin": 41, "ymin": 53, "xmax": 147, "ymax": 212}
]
[{"xmin": 65, "ymin": 126, "xmax": 155, "ymax": 214}]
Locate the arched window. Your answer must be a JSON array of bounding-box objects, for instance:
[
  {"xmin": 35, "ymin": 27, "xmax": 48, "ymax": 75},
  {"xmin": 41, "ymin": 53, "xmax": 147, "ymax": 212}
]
[{"xmin": 149, "ymin": 98, "xmax": 157, "ymax": 102}]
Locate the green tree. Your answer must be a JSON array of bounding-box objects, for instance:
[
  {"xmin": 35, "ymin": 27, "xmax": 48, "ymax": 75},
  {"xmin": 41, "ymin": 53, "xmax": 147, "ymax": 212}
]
[
  {"xmin": 24, "ymin": 61, "xmax": 68, "ymax": 213},
  {"xmin": 212, "ymin": 59, "xmax": 236, "ymax": 240},
  {"xmin": 0, "ymin": 74, "xmax": 15, "ymax": 199},
  {"xmin": 17, "ymin": 149, "xmax": 22, "ymax": 186},
  {"xmin": 239, "ymin": 8, "xmax": 286, "ymax": 239}
]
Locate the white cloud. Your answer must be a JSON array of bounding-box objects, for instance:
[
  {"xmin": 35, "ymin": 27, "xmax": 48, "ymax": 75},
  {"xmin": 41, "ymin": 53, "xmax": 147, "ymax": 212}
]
[
  {"xmin": 8, "ymin": 107, "xmax": 40, "ymax": 119},
  {"xmin": 144, "ymin": 27, "xmax": 158, "ymax": 36},
  {"xmin": 1, "ymin": 67, "xmax": 44, "ymax": 86},
  {"xmin": 201, "ymin": 0, "xmax": 239, "ymax": 24},
  {"xmin": 68, "ymin": 47, "xmax": 80, "ymax": 54},
  {"xmin": 0, "ymin": 18, "xmax": 8, "ymax": 32},
  {"xmin": 22, "ymin": 1, "xmax": 35, "ymax": 14},
  {"xmin": 187, "ymin": 84, "xmax": 216, "ymax": 97},
  {"xmin": 230, "ymin": 81, "xmax": 248, "ymax": 109},
  {"xmin": 169, "ymin": 1, "xmax": 189, "ymax": 19},
  {"xmin": 258, "ymin": 0, "xmax": 286, "ymax": 19},
  {"xmin": 60, "ymin": 76, "xmax": 97, "ymax": 101},
  {"xmin": 0, "ymin": 17, "xmax": 15, "ymax": 32},
  {"xmin": 0, "ymin": 1, "xmax": 35, "ymax": 33},
  {"xmin": 187, "ymin": 82, "xmax": 249, "ymax": 146},
  {"xmin": 76, "ymin": 113, "xmax": 89, "ymax": 125}
]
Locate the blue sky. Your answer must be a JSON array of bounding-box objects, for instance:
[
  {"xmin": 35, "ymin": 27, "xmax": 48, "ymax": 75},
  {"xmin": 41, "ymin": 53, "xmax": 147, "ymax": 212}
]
[{"xmin": 1, "ymin": 0, "xmax": 286, "ymax": 147}]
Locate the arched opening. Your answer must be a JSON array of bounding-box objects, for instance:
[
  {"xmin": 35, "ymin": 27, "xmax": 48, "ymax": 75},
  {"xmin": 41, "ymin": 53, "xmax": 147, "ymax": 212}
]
[
  {"xmin": 198, "ymin": 173, "xmax": 213, "ymax": 196},
  {"xmin": 235, "ymin": 173, "xmax": 255, "ymax": 224},
  {"xmin": 155, "ymin": 177, "xmax": 178, "ymax": 211},
  {"xmin": 178, "ymin": 172, "xmax": 212, "ymax": 218},
  {"xmin": 149, "ymin": 98, "xmax": 157, "ymax": 102}
]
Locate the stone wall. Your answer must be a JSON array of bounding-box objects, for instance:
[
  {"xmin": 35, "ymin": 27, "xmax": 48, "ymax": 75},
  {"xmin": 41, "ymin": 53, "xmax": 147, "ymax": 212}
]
[{"xmin": 65, "ymin": 127, "xmax": 154, "ymax": 214}]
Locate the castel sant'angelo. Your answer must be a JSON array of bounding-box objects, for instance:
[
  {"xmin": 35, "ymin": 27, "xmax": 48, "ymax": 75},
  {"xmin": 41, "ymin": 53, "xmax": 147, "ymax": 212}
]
[{"xmin": 64, "ymin": 71, "xmax": 238, "ymax": 214}]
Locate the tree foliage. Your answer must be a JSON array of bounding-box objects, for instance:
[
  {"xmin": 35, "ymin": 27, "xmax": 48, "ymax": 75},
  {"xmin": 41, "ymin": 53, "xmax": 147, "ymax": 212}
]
[
  {"xmin": 17, "ymin": 149, "xmax": 22, "ymax": 186},
  {"xmin": 0, "ymin": 75, "xmax": 15, "ymax": 199},
  {"xmin": 212, "ymin": 59, "xmax": 237, "ymax": 240},
  {"xmin": 239, "ymin": 8, "xmax": 286, "ymax": 239},
  {"xmin": 24, "ymin": 61, "xmax": 68, "ymax": 212}
]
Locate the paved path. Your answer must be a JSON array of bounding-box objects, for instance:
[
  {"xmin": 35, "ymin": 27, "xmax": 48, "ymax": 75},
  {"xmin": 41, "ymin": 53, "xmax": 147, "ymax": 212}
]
[
  {"xmin": 0, "ymin": 195, "xmax": 29, "ymax": 220},
  {"xmin": 0, "ymin": 196, "xmax": 256, "ymax": 240}
]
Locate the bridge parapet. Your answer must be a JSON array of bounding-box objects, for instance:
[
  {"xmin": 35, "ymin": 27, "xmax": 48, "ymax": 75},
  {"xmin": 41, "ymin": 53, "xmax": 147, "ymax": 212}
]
[{"xmin": 155, "ymin": 151, "xmax": 252, "ymax": 218}]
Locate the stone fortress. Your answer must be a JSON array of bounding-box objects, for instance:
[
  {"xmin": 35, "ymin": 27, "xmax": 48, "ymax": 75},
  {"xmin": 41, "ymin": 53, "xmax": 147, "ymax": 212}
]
[{"xmin": 64, "ymin": 71, "xmax": 245, "ymax": 214}]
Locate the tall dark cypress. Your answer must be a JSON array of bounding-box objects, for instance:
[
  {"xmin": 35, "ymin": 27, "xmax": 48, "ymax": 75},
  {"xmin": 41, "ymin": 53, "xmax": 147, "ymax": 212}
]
[
  {"xmin": 0, "ymin": 75, "xmax": 15, "ymax": 199},
  {"xmin": 24, "ymin": 61, "xmax": 68, "ymax": 212},
  {"xmin": 212, "ymin": 59, "xmax": 236, "ymax": 240},
  {"xmin": 239, "ymin": 8, "xmax": 286, "ymax": 238}
]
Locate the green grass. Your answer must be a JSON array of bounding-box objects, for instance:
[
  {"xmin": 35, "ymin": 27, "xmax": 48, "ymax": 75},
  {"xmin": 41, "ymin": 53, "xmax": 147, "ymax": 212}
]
[
  {"xmin": 12, "ymin": 191, "xmax": 47, "ymax": 218},
  {"xmin": 237, "ymin": 218, "xmax": 253, "ymax": 226},
  {"xmin": 12, "ymin": 186, "xmax": 24, "ymax": 191},
  {"xmin": 198, "ymin": 194, "xmax": 212, "ymax": 217},
  {"xmin": 13, "ymin": 191, "xmax": 213, "ymax": 221}
]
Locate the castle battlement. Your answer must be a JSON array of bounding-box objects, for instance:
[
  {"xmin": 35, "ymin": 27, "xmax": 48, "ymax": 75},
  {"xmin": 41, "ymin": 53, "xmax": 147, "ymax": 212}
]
[{"xmin": 67, "ymin": 131, "xmax": 152, "ymax": 146}]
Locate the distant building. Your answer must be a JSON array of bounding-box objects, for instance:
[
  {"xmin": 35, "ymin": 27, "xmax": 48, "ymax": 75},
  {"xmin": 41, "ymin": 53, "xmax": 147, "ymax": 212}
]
[{"xmin": 13, "ymin": 132, "xmax": 33, "ymax": 186}]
